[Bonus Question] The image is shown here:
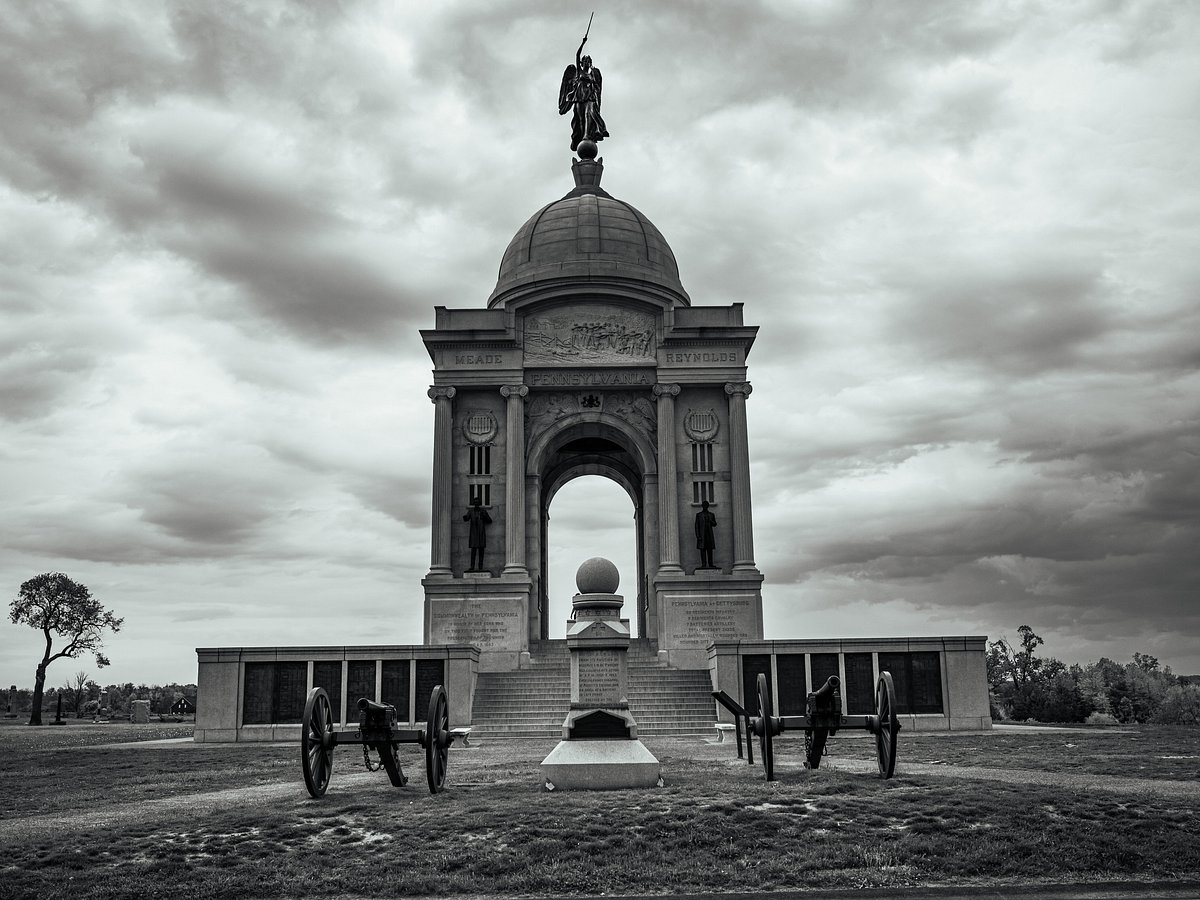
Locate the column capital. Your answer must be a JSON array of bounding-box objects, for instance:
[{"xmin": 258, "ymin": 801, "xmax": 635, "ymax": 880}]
[
  {"xmin": 652, "ymin": 383, "xmax": 681, "ymax": 399},
  {"xmin": 724, "ymin": 382, "xmax": 753, "ymax": 398},
  {"xmin": 499, "ymin": 384, "xmax": 529, "ymax": 399},
  {"xmin": 428, "ymin": 385, "xmax": 457, "ymax": 402}
]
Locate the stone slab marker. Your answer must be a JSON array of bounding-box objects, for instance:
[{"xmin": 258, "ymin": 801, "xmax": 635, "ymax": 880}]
[
  {"xmin": 130, "ymin": 699, "xmax": 151, "ymax": 724},
  {"xmin": 540, "ymin": 558, "xmax": 660, "ymax": 790}
]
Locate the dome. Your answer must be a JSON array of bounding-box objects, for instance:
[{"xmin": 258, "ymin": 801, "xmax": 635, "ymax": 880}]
[{"xmin": 487, "ymin": 160, "xmax": 690, "ymax": 308}]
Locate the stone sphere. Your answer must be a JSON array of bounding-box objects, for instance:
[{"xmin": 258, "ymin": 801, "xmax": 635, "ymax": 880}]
[
  {"xmin": 576, "ymin": 139, "xmax": 598, "ymax": 160},
  {"xmin": 576, "ymin": 557, "xmax": 619, "ymax": 594}
]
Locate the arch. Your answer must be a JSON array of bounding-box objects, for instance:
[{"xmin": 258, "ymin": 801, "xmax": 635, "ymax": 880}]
[
  {"xmin": 526, "ymin": 411, "xmax": 657, "ymax": 479},
  {"xmin": 544, "ymin": 473, "xmax": 640, "ymax": 638},
  {"xmin": 527, "ymin": 412, "xmax": 658, "ymax": 642}
]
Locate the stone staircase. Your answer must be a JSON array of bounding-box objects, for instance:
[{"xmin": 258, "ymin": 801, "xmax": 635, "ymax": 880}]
[{"xmin": 469, "ymin": 640, "xmax": 717, "ymax": 739}]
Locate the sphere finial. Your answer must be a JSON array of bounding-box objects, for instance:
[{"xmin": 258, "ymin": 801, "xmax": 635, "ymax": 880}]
[{"xmin": 576, "ymin": 557, "xmax": 619, "ymax": 594}]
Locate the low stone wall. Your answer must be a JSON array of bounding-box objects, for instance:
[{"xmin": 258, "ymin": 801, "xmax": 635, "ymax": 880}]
[
  {"xmin": 195, "ymin": 645, "xmax": 479, "ymax": 742},
  {"xmin": 708, "ymin": 636, "xmax": 991, "ymax": 731}
]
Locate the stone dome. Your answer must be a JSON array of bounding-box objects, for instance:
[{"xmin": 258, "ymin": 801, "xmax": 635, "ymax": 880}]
[{"xmin": 487, "ymin": 160, "xmax": 690, "ymax": 308}]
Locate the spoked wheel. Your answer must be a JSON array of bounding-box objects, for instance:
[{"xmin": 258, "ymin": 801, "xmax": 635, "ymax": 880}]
[
  {"xmin": 301, "ymin": 687, "xmax": 334, "ymax": 798},
  {"xmin": 756, "ymin": 672, "xmax": 775, "ymax": 782},
  {"xmin": 804, "ymin": 728, "xmax": 829, "ymax": 769},
  {"xmin": 424, "ymin": 684, "xmax": 450, "ymax": 794},
  {"xmin": 875, "ymin": 671, "xmax": 900, "ymax": 779}
]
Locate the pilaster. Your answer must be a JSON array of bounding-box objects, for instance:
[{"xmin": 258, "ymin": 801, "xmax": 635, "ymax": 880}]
[
  {"xmin": 725, "ymin": 381, "xmax": 757, "ymax": 572},
  {"xmin": 427, "ymin": 385, "xmax": 456, "ymax": 576},
  {"xmin": 500, "ymin": 384, "xmax": 530, "ymax": 576},
  {"xmin": 652, "ymin": 383, "xmax": 683, "ymax": 575}
]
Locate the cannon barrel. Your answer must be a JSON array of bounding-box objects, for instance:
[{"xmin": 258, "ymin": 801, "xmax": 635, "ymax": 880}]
[
  {"xmin": 357, "ymin": 697, "xmax": 393, "ymax": 715},
  {"xmin": 813, "ymin": 675, "xmax": 840, "ymax": 703}
]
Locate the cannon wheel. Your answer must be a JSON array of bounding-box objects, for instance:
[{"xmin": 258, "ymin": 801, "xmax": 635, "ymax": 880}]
[
  {"xmin": 875, "ymin": 671, "xmax": 900, "ymax": 779},
  {"xmin": 756, "ymin": 672, "xmax": 775, "ymax": 782},
  {"xmin": 301, "ymin": 687, "xmax": 334, "ymax": 798},
  {"xmin": 805, "ymin": 728, "xmax": 829, "ymax": 769},
  {"xmin": 425, "ymin": 684, "xmax": 450, "ymax": 794}
]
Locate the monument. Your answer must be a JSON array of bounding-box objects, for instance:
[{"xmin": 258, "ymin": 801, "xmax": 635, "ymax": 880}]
[
  {"xmin": 421, "ymin": 29, "xmax": 764, "ymax": 673},
  {"xmin": 541, "ymin": 558, "xmax": 660, "ymax": 790},
  {"xmin": 5, "ymin": 685, "xmax": 16, "ymax": 718},
  {"xmin": 192, "ymin": 30, "xmax": 992, "ymax": 743}
]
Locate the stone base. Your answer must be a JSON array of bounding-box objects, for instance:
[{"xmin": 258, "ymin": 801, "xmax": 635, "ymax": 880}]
[{"xmin": 540, "ymin": 739, "xmax": 661, "ymax": 791}]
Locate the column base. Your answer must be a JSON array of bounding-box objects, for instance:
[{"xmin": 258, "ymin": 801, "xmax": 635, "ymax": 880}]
[{"xmin": 502, "ymin": 565, "xmax": 530, "ymax": 577}]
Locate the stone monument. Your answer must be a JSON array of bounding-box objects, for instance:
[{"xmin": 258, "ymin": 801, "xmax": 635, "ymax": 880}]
[
  {"xmin": 4, "ymin": 685, "xmax": 16, "ymax": 718},
  {"xmin": 130, "ymin": 699, "xmax": 151, "ymax": 724},
  {"xmin": 540, "ymin": 558, "xmax": 660, "ymax": 790}
]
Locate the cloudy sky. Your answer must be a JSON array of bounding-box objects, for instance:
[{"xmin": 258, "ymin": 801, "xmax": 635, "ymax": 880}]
[{"xmin": 2, "ymin": 0, "xmax": 1198, "ymax": 689}]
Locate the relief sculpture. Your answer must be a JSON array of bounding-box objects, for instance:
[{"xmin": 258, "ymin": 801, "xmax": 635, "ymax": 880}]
[
  {"xmin": 524, "ymin": 305, "xmax": 656, "ymax": 366},
  {"xmin": 607, "ymin": 391, "xmax": 656, "ymax": 445}
]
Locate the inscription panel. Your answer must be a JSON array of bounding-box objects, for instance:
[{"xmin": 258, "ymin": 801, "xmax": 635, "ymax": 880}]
[
  {"xmin": 428, "ymin": 596, "xmax": 526, "ymax": 651},
  {"xmin": 662, "ymin": 349, "xmax": 743, "ymax": 366},
  {"xmin": 574, "ymin": 650, "xmax": 623, "ymax": 706},
  {"xmin": 526, "ymin": 368, "xmax": 654, "ymax": 387},
  {"xmin": 661, "ymin": 592, "xmax": 760, "ymax": 649}
]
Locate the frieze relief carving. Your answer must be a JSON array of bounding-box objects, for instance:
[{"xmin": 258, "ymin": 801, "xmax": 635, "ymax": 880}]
[{"xmin": 523, "ymin": 304, "xmax": 656, "ymax": 366}]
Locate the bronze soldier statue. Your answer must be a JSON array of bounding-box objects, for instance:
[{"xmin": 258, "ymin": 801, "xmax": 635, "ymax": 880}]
[
  {"xmin": 463, "ymin": 497, "xmax": 492, "ymax": 571},
  {"xmin": 695, "ymin": 500, "xmax": 717, "ymax": 569}
]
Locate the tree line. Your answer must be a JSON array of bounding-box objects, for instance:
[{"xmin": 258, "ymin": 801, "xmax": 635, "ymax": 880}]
[
  {"xmin": 988, "ymin": 625, "xmax": 1200, "ymax": 724},
  {"xmin": 3, "ymin": 679, "xmax": 197, "ymax": 718}
]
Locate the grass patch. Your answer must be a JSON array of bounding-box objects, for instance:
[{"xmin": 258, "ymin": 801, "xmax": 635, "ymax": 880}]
[{"xmin": 1, "ymin": 727, "xmax": 1198, "ymax": 899}]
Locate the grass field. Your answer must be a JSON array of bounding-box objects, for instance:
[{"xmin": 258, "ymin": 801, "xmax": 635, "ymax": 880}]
[{"xmin": 2, "ymin": 721, "xmax": 1198, "ymax": 899}]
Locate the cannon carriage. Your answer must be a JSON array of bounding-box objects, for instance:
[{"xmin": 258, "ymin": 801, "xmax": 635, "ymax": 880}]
[
  {"xmin": 300, "ymin": 684, "xmax": 469, "ymax": 798},
  {"xmin": 713, "ymin": 671, "xmax": 901, "ymax": 781}
]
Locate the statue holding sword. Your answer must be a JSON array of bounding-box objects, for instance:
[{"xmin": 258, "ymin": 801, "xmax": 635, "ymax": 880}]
[{"xmin": 558, "ymin": 13, "xmax": 608, "ymax": 153}]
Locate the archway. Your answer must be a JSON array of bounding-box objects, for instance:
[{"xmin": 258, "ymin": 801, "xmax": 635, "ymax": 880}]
[
  {"xmin": 545, "ymin": 476, "xmax": 639, "ymax": 638},
  {"xmin": 527, "ymin": 412, "xmax": 658, "ymax": 643}
]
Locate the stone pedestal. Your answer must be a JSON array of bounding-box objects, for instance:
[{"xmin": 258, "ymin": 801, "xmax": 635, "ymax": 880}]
[
  {"xmin": 541, "ymin": 558, "xmax": 660, "ymax": 791},
  {"xmin": 424, "ymin": 573, "xmax": 533, "ymax": 672},
  {"xmin": 655, "ymin": 570, "xmax": 764, "ymax": 669}
]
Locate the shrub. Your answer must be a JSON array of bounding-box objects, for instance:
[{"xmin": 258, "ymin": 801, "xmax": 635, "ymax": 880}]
[
  {"xmin": 1151, "ymin": 685, "xmax": 1200, "ymax": 726},
  {"xmin": 1085, "ymin": 711, "xmax": 1119, "ymax": 726}
]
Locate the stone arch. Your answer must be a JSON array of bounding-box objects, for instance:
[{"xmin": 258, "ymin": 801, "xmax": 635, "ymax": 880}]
[{"xmin": 525, "ymin": 411, "xmax": 659, "ymax": 641}]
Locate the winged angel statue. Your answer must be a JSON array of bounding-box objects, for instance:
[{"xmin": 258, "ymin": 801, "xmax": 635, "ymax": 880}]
[{"xmin": 558, "ymin": 17, "xmax": 608, "ymax": 152}]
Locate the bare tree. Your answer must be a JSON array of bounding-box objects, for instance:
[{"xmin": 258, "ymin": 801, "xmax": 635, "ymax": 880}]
[
  {"xmin": 67, "ymin": 670, "xmax": 90, "ymax": 717},
  {"xmin": 9, "ymin": 573, "xmax": 122, "ymax": 726}
]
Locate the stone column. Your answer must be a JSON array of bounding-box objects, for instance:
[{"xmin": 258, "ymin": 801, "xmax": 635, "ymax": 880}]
[
  {"xmin": 653, "ymin": 383, "xmax": 683, "ymax": 574},
  {"xmin": 725, "ymin": 382, "xmax": 756, "ymax": 571},
  {"xmin": 500, "ymin": 384, "xmax": 530, "ymax": 576},
  {"xmin": 427, "ymin": 385, "xmax": 456, "ymax": 576}
]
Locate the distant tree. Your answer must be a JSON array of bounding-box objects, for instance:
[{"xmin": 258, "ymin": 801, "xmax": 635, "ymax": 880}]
[
  {"xmin": 9, "ymin": 573, "xmax": 123, "ymax": 726},
  {"xmin": 1152, "ymin": 685, "xmax": 1200, "ymax": 725},
  {"xmin": 1132, "ymin": 652, "xmax": 1160, "ymax": 673},
  {"xmin": 66, "ymin": 670, "xmax": 90, "ymax": 717}
]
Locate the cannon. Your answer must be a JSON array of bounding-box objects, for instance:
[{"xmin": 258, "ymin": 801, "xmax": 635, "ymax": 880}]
[
  {"xmin": 713, "ymin": 671, "xmax": 901, "ymax": 780},
  {"xmin": 300, "ymin": 684, "xmax": 469, "ymax": 798}
]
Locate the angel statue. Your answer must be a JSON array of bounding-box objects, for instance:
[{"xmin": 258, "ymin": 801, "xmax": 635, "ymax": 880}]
[{"xmin": 558, "ymin": 16, "xmax": 608, "ymax": 153}]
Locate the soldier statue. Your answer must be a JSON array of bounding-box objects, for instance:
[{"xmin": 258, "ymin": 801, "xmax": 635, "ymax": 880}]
[
  {"xmin": 463, "ymin": 497, "xmax": 492, "ymax": 572},
  {"xmin": 695, "ymin": 500, "xmax": 717, "ymax": 569}
]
